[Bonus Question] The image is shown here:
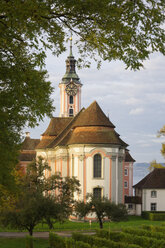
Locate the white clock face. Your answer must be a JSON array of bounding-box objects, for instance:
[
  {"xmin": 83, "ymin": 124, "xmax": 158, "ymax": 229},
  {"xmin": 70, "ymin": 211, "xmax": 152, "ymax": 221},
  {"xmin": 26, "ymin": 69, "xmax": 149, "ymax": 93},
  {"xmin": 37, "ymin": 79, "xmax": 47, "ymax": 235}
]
[{"xmin": 65, "ymin": 82, "xmax": 77, "ymax": 96}]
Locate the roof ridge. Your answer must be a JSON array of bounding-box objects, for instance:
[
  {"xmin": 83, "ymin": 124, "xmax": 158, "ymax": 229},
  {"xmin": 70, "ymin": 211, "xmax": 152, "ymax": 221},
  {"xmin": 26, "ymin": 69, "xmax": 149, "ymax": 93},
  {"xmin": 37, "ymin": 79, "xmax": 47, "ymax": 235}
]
[{"xmin": 42, "ymin": 116, "xmax": 73, "ymax": 136}]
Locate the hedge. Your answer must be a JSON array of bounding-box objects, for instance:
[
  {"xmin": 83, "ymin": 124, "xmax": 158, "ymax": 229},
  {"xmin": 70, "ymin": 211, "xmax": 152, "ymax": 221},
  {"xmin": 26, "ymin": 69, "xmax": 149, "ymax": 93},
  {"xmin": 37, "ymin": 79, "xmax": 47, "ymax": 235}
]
[
  {"xmin": 49, "ymin": 232, "xmax": 66, "ymax": 248},
  {"xmin": 26, "ymin": 235, "xmax": 34, "ymax": 248},
  {"xmin": 142, "ymin": 225, "xmax": 165, "ymax": 234},
  {"xmin": 142, "ymin": 212, "xmax": 165, "ymax": 221},
  {"xmin": 122, "ymin": 227, "xmax": 165, "ymax": 240},
  {"xmin": 72, "ymin": 232, "xmax": 141, "ymax": 248},
  {"xmin": 96, "ymin": 229, "xmax": 165, "ymax": 248},
  {"xmin": 49, "ymin": 233, "xmax": 101, "ymax": 248}
]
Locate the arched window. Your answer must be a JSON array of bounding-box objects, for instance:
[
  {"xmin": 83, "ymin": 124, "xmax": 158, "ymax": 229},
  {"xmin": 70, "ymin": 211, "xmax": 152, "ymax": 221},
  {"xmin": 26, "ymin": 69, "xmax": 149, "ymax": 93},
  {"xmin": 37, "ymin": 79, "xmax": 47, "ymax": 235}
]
[
  {"xmin": 93, "ymin": 154, "xmax": 101, "ymax": 178},
  {"xmin": 69, "ymin": 95, "xmax": 73, "ymax": 104},
  {"xmin": 93, "ymin": 187, "xmax": 102, "ymax": 199}
]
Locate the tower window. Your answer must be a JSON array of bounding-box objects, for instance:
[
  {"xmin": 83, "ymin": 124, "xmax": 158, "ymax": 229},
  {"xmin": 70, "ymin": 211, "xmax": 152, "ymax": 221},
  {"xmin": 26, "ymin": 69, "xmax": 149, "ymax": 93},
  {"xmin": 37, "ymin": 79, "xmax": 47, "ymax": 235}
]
[
  {"xmin": 69, "ymin": 108, "xmax": 74, "ymax": 117},
  {"xmin": 93, "ymin": 154, "xmax": 101, "ymax": 178},
  {"xmin": 93, "ymin": 187, "xmax": 102, "ymax": 199},
  {"xmin": 69, "ymin": 95, "xmax": 73, "ymax": 104}
]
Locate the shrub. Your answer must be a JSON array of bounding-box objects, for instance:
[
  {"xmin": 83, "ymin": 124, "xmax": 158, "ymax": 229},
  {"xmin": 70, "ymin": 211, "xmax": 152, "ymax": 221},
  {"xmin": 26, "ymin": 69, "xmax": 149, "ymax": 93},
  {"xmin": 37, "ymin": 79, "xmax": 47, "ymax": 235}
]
[
  {"xmin": 142, "ymin": 212, "xmax": 165, "ymax": 221},
  {"xmin": 142, "ymin": 225, "xmax": 165, "ymax": 234},
  {"xmin": 72, "ymin": 232, "xmax": 141, "ymax": 248},
  {"xmin": 122, "ymin": 227, "xmax": 165, "ymax": 240},
  {"xmin": 96, "ymin": 229, "xmax": 165, "ymax": 248},
  {"xmin": 65, "ymin": 238, "xmax": 74, "ymax": 248},
  {"xmin": 151, "ymin": 213, "xmax": 165, "ymax": 221},
  {"xmin": 49, "ymin": 232, "xmax": 65, "ymax": 248},
  {"xmin": 75, "ymin": 241, "xmax": 91, "ymax": 248},
  {"xmin": 26, "ymin": 235, "xmax": 34, "ymax": 248},
  {"xmin": 142, "ymin": 211, "xmax": 150, "ymax": 219}
]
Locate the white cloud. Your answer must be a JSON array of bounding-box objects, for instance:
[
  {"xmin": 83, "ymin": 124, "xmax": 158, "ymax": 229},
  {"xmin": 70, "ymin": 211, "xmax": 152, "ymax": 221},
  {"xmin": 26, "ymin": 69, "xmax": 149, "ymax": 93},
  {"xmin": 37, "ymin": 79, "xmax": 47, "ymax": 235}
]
[
  {"xmin": 129, "ymin": 108, "xmax": 144, "ymax": 115},
  {"xmin": 125, "ymin": 97, "xmax": 142, "ymax": 106}
]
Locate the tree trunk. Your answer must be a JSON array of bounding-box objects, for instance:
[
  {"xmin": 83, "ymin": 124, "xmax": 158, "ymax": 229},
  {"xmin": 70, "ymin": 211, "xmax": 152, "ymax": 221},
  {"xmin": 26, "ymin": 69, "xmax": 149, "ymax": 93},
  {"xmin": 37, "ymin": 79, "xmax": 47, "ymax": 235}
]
[
  {"xmin": 98, "ymin": 218, "xmax": 103, "ymax": 229},
  {"xmin": 29, "ymin": 226, "xmax": 33, "ymax": 236}
]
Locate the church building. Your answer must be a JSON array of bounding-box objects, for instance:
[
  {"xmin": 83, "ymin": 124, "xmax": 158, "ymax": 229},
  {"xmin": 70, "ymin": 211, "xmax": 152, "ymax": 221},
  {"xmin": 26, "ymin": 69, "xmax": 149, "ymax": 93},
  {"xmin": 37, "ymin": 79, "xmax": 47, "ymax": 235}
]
[{"xmin": 20, "ymin": 39, "xmax": 135, "ymax": 205}]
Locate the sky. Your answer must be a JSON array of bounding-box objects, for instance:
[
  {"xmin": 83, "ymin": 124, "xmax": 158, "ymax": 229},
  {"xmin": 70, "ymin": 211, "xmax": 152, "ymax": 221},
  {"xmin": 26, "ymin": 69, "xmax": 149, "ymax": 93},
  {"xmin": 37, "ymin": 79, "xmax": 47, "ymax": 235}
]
[{"xmin": 25, "ymin": 41, "xmax": 165, "ymax": 164}]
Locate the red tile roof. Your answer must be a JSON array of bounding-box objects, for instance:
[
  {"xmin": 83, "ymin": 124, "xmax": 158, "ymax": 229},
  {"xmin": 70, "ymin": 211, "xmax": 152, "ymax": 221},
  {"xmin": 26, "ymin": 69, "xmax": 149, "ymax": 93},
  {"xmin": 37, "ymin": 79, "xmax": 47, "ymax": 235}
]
[
  {"xmin": 19, "ymin": 137, "xmax": 40, "ymax": 162},
  {"xmin": 21, "ymin": 137, "xmax": 40, "ymax": 150},
  {"xmin": 59, "ymin": 126, "xmax": 127, "ymax": 146},
  {"xmin": 46, "ymin": 101, "xmax": 127, "ymax": 148},
  {"xmin": 19, "ymin": 152, "xmax": 36, "ymax": 161},
  {"xmin": 36, "ymin": 137, "xmax": 55, "ymax": 149},
  {"xmin": 73, "ymin": 101, "xmax": 115, "ymax": 128},
  {"xmin": 133, "ymin": 168, "xmax": 165, "ymax": 189},
  {"xmin": 125, "ymin": 150, "xmax": 135, "ymax": 162},
  {"xmin": 42, "ymin": 117, "xmax": 72, "ymax": 136}
]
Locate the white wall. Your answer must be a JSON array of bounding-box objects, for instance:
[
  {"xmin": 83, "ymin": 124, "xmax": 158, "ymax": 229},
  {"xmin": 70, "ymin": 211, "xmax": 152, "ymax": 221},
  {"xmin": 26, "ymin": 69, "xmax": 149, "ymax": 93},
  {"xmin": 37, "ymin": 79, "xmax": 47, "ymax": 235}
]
[{"xmin": 142, "ymin": 189, "xmax": 165, "ymax": 211}]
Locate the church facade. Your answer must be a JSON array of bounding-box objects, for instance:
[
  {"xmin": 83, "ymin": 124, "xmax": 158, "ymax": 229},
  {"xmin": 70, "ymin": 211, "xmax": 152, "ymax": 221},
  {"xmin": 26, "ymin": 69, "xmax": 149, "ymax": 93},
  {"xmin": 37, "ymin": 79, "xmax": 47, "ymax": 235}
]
[{"xmin": 20, "ymin": 40, "xmax": 135, "ymax": 206}]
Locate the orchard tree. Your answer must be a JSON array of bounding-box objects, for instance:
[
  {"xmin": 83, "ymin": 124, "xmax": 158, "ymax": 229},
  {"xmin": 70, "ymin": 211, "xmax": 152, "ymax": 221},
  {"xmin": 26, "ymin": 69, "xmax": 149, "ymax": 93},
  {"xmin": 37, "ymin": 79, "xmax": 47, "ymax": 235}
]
[
  {"xmin": 75, "ymin": 194, "xmax": 128, "ymax": 229},
  {"xmin": 0, "ymin": 0, "xmax": 164, "ymax": 189},
  {"xmin": 1, "ymin": 157, "xmax": 80, "ymax": 236}
]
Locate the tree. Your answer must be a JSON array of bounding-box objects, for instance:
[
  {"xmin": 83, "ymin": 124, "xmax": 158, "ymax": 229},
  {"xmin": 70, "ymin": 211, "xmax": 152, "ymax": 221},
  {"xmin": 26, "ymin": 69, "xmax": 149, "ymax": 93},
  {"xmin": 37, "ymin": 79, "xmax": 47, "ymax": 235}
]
[
  {"xmin": 75, "ymin": 194, "xmax": 128, "ymax": 229},
  {"xmin": 158, "ymin": 125, "xmax": 165, "ymax": 158},
  {"xmin": 0, "ymin": 157, "xmax": 80, "ymax": 236},
  {"xmin": 0, "ymin": 0, "xmax": 164, "ymax": 189},
  {"xmin": 149, "ymin": 126, "xmax": 165, "ymax": 171},
  {"xmin": 148, "ymin": 159, "xmax": 165, "ymax": 171}
]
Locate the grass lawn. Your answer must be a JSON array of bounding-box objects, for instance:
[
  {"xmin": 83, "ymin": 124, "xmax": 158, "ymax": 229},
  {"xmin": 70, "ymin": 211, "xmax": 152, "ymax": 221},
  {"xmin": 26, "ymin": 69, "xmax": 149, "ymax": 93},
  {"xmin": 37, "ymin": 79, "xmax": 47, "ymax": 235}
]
[
  {"xmin": 0, "ymin": 216, "xmax": 164, "ymax": 233},
  {"xmin": 0, "ymin": 238, "xmax": 49, "ymax": 248},
  {"xmin": 33, "ymin": 216, "xmax": 165, "ymax": 232},
  {"xmin": 1, "ymin": 217, "xmax": 165, "ymax": 248}
]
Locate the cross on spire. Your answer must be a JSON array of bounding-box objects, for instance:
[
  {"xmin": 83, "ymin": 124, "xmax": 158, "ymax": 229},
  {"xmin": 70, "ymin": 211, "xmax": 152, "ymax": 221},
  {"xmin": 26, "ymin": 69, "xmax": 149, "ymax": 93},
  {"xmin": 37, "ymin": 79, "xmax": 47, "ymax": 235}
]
[{"xmin": 69, "ymin": 33, "xmax": 73, "ymax": 56}]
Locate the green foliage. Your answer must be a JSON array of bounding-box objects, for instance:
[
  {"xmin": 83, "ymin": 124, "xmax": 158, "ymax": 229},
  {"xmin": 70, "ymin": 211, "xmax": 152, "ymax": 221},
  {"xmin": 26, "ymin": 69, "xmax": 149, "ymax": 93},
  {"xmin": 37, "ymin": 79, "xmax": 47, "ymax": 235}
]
[
  {"xmin": 49, "ymin": 233, "xmax": 95, "ymax": 248},
  {"xmin": 158, "ymin": 126, "xmax": 165, "ymax": 158},
  {"xmin": 49, "ymin": 232, "xmax": 66, "ymax": 248},
  {"xmin": 75, "ymin": 194, "xmax": 128, "ymax": 229},
  {"xmin": 0, "ymin": 237, "xmax": 49, "ymax": 248},
  {"xmin": 0, "ymin": 157, "xmax": 80, "ymax": 236},
  {"xmin": 142, "ymin": 212, "xmax": 165, "ymax": 221},
  {"xmin": 26, "ymin": 235, "xmax": 34, "ymax": 248},
  {"xmin": 142, "ymin": 224, "xmax": 165, "ymax": 234},
  {"xmin": 150, "ymin": 125, "xmax": 165, "ymax": 169},
  {"xmin": 148, "ymin": 160, "xmax": 165, "ymax": 171},
  {"xmin": 122, "ymin": 227, "xmax": 165, "ymax": 240},
  {"xmin": 66, "ymin": 239, "xmax": 92, "ymax": 248},
  {"xmin": 72, "ymin": 232, "xmax": 141, "ymax": 248},
  {"xmin": 96, "ymin": 229, "xmax": 165, "ymax": 248}
]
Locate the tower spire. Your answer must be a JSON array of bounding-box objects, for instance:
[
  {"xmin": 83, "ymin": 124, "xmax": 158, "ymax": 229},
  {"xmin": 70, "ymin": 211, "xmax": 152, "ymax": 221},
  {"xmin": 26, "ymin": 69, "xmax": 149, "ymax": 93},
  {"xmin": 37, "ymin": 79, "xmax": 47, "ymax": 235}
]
[{"xmin": 59, "ymin": 36, "xmax": 82, "ymax": 117}]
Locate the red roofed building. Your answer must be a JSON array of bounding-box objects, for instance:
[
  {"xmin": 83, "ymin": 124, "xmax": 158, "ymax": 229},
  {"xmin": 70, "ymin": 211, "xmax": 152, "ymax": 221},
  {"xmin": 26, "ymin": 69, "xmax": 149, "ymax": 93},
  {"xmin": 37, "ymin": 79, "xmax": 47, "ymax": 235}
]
[{"xmin": 20, "ymin": 41, "xmax": 135, "ymax": 210}]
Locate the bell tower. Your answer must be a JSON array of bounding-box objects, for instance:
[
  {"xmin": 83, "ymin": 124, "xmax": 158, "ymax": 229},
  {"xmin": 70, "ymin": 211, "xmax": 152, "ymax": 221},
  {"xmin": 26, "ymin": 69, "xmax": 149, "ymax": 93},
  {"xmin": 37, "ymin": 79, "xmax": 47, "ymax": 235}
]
[{"xmin": 59, "ymin": 37, "xmax": 82, "ymax": 117}]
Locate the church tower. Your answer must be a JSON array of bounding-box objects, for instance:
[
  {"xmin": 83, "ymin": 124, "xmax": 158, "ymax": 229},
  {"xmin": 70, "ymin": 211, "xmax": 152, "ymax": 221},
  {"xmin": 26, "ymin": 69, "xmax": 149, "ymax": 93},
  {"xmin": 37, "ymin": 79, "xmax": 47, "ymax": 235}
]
[{"xmin": 59, "ymin": 37, "xmax": 82, "ymax": 117}]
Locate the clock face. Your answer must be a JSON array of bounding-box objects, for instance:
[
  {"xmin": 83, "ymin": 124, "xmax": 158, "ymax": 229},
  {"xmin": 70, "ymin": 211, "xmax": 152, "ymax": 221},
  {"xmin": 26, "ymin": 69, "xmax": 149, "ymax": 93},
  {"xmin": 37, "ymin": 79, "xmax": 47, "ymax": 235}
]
[{"xmin": 65, "ymin": 82, "xmax": 77, "ymax": 96}]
